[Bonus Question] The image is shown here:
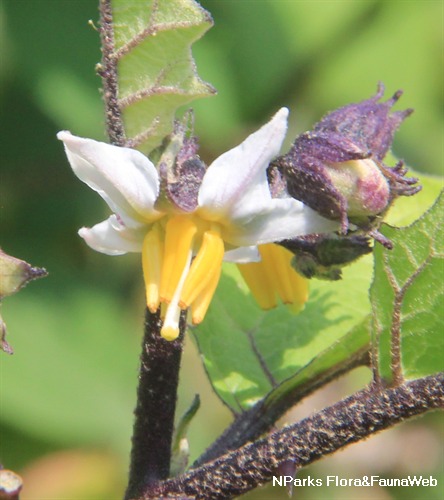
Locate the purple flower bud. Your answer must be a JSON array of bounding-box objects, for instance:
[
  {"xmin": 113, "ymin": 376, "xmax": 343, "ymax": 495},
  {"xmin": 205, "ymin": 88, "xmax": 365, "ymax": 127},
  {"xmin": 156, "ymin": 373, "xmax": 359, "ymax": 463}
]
[
  {"xmin": 272, "ymin": 84, "xmax": 421, "ymax": 237},
  {"xmin": 313, "ymin": 82, "xmax": 413, "ymax": 160}
]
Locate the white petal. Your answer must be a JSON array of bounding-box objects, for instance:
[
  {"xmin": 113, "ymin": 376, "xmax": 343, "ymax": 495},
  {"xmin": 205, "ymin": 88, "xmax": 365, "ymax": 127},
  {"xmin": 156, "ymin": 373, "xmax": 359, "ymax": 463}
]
[
  {"xmin": 79, "ymin": 215, "xmax": 146, "ymax": 255},
  {"xmin": 57, "ymin": 132, "xmax": 161, "ymax": 226},
  {"xmin": 222, "ymin": 198, "xmax": 340, "ymax": 247},
  {"xmin": 223, "ymin": 246, "xmax": 260, "ymax": 263},
  {"xmin": 197, "ymin": 108, "xmax": 288, "ymax": 222}
]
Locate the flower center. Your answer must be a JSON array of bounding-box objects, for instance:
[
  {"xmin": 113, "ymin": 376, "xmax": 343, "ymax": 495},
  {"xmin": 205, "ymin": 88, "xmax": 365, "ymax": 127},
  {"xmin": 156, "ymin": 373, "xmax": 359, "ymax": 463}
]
[{"xmin": 142, "ymin": 215, "xmax": 225, "ymax": 341}]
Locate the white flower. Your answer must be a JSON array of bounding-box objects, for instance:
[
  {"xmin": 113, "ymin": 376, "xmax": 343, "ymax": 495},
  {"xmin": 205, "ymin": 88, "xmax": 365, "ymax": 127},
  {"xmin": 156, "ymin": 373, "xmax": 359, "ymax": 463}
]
[{"xmin": 58, "ymin": 108, "xmax": 337, "ymax": 340}]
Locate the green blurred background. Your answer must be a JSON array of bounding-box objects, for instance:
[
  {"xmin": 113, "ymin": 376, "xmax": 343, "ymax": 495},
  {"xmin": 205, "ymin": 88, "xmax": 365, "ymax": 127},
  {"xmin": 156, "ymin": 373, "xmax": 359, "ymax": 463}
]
[{"xmin": 0, "ymin": 0, "xmax": 442, "ymax": 498}]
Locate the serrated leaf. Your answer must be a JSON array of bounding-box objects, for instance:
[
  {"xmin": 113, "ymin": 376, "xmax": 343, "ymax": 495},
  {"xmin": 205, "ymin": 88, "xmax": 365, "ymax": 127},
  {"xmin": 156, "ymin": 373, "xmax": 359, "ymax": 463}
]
[
  {"xmin": 371, "ymin": 192, "xmax": 444, "ymax": 382},
  {"xmin": 111, "ymin": 0, "xmax": 215, "ymax": 154}
]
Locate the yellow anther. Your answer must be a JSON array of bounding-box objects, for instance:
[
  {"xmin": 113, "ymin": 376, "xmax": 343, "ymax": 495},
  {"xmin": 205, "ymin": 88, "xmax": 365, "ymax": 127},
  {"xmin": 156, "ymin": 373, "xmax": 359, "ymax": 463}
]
[
  {"xmin": 160, "ymin": 216, "xmax": 197, "ymax": 303},
  {"xmin": 237, "ymin": 262, "xmax": 277, "ymax": 310},
  {"xmin": 142, "ymin": 225, "xmax": 163, "ymax": 313},
  {"xmin": 287, "ymin": 267, "xmax": 309, "ymax": 313},
  {"xmin": 179, "ymin": 230, "xmax": 224, "ymax": 309},
  {"xmin": 238, "ymin": 244, "xmax": 308, "ymax": 312},
  {"xmin": 259, "ymin": 244, "xmax": 295, "ymax": 305},
  {"xmin": 190, "ymin": 265, "xmax": 222, "ymax": 324},
  {"xmin": 160, "ymin": 302, "xmax": 167, "ymax": 320}
]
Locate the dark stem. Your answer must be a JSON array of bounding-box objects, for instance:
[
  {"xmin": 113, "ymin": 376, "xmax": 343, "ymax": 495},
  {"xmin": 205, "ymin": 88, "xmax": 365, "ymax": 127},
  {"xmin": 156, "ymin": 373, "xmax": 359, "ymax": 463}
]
[
  {"xmin": 194, "ymin": 345, "xmax": 369, "ymax": 467},
  {"xmin": 124, "ymin": 308, "xmax": 185, "ymax": 500},
  {"xmin": 98, "ymin": 0, "xmax": 126, "ymax": 146},
  {"xmin": 139, "ymin": 372, "xmax": 443, "ymax": 499}
]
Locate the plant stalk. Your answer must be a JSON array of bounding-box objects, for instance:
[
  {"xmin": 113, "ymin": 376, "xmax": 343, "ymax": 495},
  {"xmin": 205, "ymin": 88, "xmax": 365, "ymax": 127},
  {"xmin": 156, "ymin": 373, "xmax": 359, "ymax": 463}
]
[
  {"xmin": 124, "ymin": 308, "xmax": 185, "ymax": 500},
  {"xmin": 139, "ymin": 372, "xmax": 443, "ymax": 499},
  {"xmin": 98, "ymin": 0, "xmax": 126, "ymax": 146}
]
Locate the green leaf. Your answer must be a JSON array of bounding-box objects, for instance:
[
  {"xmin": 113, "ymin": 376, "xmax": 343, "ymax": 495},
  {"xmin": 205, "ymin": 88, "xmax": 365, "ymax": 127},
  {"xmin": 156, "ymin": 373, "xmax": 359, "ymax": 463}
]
[
  {"xmin": 371, "ymin": 192, "xmax": 444, "ymax": 382},
  {"xmin": 171, "ymin": 394, "xmax": 200, "ymax": 476},
  {"xmin": 111, "ymin": 0, "xmax": 215, "ymax": 154},
  {"xmin": 193, "ymin": 174, "xmax": 442, "ymax": 412},
  {"xmin": 193, "ymin": 258, "xmax": 372, "ymax": 412},
  {"xmin": 263, "ymin": 317, "xmax": 370, "ymax": 410},
  {"xmin": 385, "ymin": 169, "xmax": 443, "ymax": 227}
]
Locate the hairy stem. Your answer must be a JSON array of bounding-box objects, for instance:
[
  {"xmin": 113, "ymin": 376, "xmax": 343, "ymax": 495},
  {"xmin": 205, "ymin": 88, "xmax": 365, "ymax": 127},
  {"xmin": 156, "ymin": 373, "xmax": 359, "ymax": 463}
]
[
  {"xmin": 385, "ymin": 257, "xmax": 430, "ymax": 387},
  {"xmin": 124, "ymin": 308, "xmax": 185, "ymax": 500},
  {"xmin": 98, "ymin": 0, "xmax": 126, "ymax": 146},
  {"xmin": 138, "ymin": 372, "xmax": 443, "ymax": 499},
  {"xmin": 194, "ymin": 345, "xmax": 369, "ymax": 466}
]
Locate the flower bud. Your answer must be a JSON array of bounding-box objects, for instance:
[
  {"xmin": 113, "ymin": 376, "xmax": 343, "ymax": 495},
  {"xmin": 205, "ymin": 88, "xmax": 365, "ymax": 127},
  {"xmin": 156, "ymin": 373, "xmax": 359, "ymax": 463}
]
[
  {"xmin": 0, "ymin": 249, "xmax": 47, "ymax": 300},
  {"xmin": 271, "ymin": 83, "xmax": 420, "ymax": 237},
  {"xmin": 280, "ymin": 233, "xmax": 372, "ymax": 281},
  {"xmin": 0, "ymin": 468, "xmax": 23, "ymax": 498},
  {"xmin": 321, "ymin": 158, "xmax": 390, "ymax": 218},
  {"xmin": 0, "ymin": 249, "xmax": 47, "ymax": 354}
]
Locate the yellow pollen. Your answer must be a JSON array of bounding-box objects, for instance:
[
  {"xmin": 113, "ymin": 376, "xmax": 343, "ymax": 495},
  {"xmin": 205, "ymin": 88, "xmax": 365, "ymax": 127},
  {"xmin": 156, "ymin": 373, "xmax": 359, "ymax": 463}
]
[
  {"xmin": 160, "ymin": 215, "xmax": 197, "ymax": 303},
  {"xmin": 142, "ymin": 225, "xmax": 163, "ymax": 313},
  {"xmin": 179, "ymin": 229, "xmax": 225, "ymax": 309}
]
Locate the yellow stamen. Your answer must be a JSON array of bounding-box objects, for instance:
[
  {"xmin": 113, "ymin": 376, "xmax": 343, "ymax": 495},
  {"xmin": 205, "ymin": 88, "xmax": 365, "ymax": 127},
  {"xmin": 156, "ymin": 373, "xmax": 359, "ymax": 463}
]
[
  {"xmin": 160, "ymin": 248, "xmax": 193, "ymax": 341},
  {"xmin": 237, "ymin": 262, "xmax": 277, "ymax": 310},
  {"xmin": 160, "ymin": 301, "xmax": 167, "ymax": 320},
  {"xmin": 238, "ymin": 244, "xmax": 309, "ymax": 312},
  {"xmin": 287, "ymin": 266, "xmax": 309, "ymax": 313},
  {"xmin": 179, "ymin": 229, "xmax": 224, "ymax": 309},
  {"xmin": 259, "ymin": 244, "xmax": 296, "ymax": 305},
  {"xmin": 142, "ymin": 225, "xmax": 163, "ymax": 313},
  {"xmin": 160, "ymin": 216, "xmax": 197, "ymax": 303},
  {"xmin": 190, "ymin": 264, "xmax": 222, "ymax": 324}
]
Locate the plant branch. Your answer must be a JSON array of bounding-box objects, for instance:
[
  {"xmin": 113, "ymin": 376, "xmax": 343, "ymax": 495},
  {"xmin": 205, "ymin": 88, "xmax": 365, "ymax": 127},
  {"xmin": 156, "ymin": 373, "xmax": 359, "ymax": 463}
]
[
  {"xmin": 98, "ymin": 0, "xmax": 126, "ymax": 146},
  {"xmin": 194, "ymin": 344, "xmax": 369, "ymax": 466},
  {"xmin": 124, "ymin": 308, "xmax": 185, "ymax": 500},
  {"xmin": 138, "ymin": 372, "xmax": 443, "ymax": 499}
]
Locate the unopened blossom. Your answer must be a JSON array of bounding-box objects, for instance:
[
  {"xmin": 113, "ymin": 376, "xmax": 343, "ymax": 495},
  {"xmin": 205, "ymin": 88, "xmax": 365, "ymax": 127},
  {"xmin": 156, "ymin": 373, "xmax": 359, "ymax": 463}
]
[
  {"xmin": 272, "ymin": 84, "xmax": 420, "ymax": 239},
  {"xmin": 0, "ymin": 249, "xmax": 47, "ymax": 354},
  {"xmin": 58, "ymin": 109, "xmax": 337, "ymax": 340}
]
